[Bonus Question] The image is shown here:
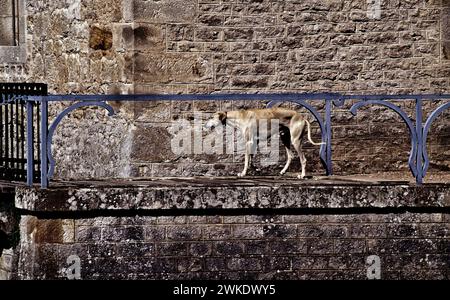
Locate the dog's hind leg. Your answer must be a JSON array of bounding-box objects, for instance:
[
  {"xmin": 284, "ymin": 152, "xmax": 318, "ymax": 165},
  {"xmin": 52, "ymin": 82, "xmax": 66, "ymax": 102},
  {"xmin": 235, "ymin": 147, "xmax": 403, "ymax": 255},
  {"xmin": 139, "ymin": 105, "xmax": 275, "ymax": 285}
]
[
  {"xmin": 290, "ymin": 117, "xmax": 307, "ymax": 179},
  {"xmin": 238, "ymin": 126, "xmax": 255, "ymax": 177},
  {"xmin": 294, "ymin": 141, "xmax": 307, "ymax": 179},
  {"xmin": 280, "ymin": 147, "xmax": 293, "ymax": 175},
  {"xmin": 279, "ymin": 125, "xmax": 292, "ymax": 176}
]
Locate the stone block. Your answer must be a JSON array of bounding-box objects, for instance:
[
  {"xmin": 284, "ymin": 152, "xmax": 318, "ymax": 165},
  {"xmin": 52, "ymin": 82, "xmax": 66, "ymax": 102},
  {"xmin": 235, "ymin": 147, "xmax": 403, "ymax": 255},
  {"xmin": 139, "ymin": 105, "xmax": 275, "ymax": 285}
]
[
  {"xmin": 133, "ymin": 0, "xmax": 197, "ymax": 23},
  {"xmin": 157, "ymin": 242, "xmax": 188, "ymax": 256},
  {"xmin": 293, "ymin": 256, "xmax": 328, "ymax": 270},
  {"xmin": 81, "ymin": 0, "xmax": 122, "ymax": 22},
  {"xmin": 244, "ymin": 240, "xmax": 267, "ymax": 255},
  {"xmin": 334, "ymin": 240, "xmax": 366, "ymax": 254},
  {"xmin": 133, "ymin": 101, "xmax": 171, "ymax": 122},
  {"xmin": 202, "ymin": 225, "xmax": 231, "ymax": 240},
  {"xmin": 130, "ymin": 123, "xmax": 177, "ymax": 162},
  {"xmin": 166, "ymin": 226, "xmax": 201, "ymax": 240},
  {"xmin": 144, "ymin": 226, "xmax": 165, "ymax": 241},
  {"xmin": 232, "ymin": 225, "xmax": 264, "ymax": 239},
  {"xmin": 298, "ymin": 225, "xmax": 347, "ymax": 238},
  {"xmin": 214, "ymin": 241, "xmax": 244, "ymax": 256},
  {"xmin": 263, "ymin": 224, "xmax": 297, "ymax": 239},
  {"xmin": 112, "ymin": 23, "xmax": 134, "ymax": 51},
  {"xmin": 35, "ymin": 220, "xmax": 64, "ymax": 244},
  {"xmin": 0, "ymin": 0, "xmax": 12, "ymax": 14},
  {"xmin": 101, "ymin": 226, "xmax": 144, "ymax": 242},
  {"xmin": 189, "ymin": 242, "xmax": 212, "ymax": 256},
  {"xmin": 195, "ymin": 27, "xmax": 222, "ymax": 41},
  {"xmin": 228, "ymin": 258, "xmax": 262, "ymax": 271},
  {"xmin": 89, "ymin": 26, "xmax": 113, "ymax": 50},
  {"xmin": 130, "ymin": 52, "xmax": 213, "ymax": 84},
  {"xmin": 270, "ymin": 240, "xmax": 307, "ymax": 255},
  {"xmin": 205, "ymin": 258, "xmax": 226, "ymax": 272},
  {"xmin": 88, "ymin": 243, "xmax": 118, "ymax": 258},
  {"xmin": 0, "ymin": 16, "xmax": 13, "ymax": 46},
  {"xmin": 224, "ymin": 28, "xmax": 254, "ymax": 41},
  {"xmin": 383, "ymin": 44, "xmax": 413, "ymax": 58},
  {"xmin": 177, "ymin": 257, "xmax": 203, "ymax": 272},
  {"xmin": 307, "ymin": 239, "xmax": 334, "ymax": 254},
  {"xmin": 133, "ymin": 23, "xmax": 165, "ymax": 51}
]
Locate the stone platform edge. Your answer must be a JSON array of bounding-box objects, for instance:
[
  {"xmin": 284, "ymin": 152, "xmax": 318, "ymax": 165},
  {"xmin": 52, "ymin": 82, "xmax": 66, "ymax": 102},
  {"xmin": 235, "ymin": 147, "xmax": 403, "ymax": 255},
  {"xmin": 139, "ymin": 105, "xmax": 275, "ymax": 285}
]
[{"xmin": 14, "ymin": 182, "xmax": 450, "ymax": 212}]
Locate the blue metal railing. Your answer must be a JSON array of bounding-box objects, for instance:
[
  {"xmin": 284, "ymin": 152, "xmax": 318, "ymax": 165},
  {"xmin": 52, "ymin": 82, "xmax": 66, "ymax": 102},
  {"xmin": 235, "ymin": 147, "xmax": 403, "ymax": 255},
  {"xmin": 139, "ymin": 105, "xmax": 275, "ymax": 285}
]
[
  {"xmin": 0, "ymin": 83, "xmax": 47, "ymax": 185},
  {"xmin": 21, "ymin": 93, "xmax": 450, "ymax": 188}
]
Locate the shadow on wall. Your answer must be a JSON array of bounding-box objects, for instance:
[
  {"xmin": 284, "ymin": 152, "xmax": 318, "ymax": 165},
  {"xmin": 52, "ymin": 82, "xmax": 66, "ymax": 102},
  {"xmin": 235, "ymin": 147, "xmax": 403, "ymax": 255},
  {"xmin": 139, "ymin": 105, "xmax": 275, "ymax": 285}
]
[
  {"xmin": 0, "ymin": 230, "xmax": 10, "ymax": 257},
  {"xmin": 0, "ymin": 195, "xmax": 19, "ymax": 258}
]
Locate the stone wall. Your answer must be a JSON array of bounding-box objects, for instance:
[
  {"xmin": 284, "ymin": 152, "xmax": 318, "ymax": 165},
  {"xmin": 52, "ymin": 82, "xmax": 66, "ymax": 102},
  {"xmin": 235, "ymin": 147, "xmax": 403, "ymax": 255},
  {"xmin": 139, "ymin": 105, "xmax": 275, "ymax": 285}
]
[
  {"xmin": 2, "ymin": 0, "xmax": 450, "ymax": 281},
  {"xmin": 0, "ymin": 191, "xmax": 17, "ymax": 280},
  {"xmin": 0, "ymin": 0, "xmax": 449, "ymax": 180},
  {"xmin": 9, "ymin": 180, "xmax": 450, "ymax": 280},
  {"xmin": 15, "ymin": 212, "xmax": 450, "ymax": 280}
]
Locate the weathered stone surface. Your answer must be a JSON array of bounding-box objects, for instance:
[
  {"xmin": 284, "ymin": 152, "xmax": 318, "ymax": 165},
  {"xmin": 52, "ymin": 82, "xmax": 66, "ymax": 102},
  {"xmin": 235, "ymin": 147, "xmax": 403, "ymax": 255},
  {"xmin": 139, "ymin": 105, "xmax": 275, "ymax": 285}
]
[
  {"xmin": 130, "ymin": 52, "xmax": 213, "ymax": 84},
  {"xmin": 81, "ymin": 0, "xmax": 122, "ymax": 23},
  {"xmin": 51, "ymin": 108, "xmax": 134, "ymax": 180},
  {"xmin": 0, "ymin": 16, "xmax": 14, "ymax": 46},
  {"xmin": 6, "ymin": 210, "xmax": 450, "ymax": 280},
  {"xmin": 14, "ymin": 179, "xmax": 450, "ymax": 212},
  {"xmin": 133, "ymin": 101, "xmax": 171, "ymax": 122},
  {"xmin": 1, "ymin": 3, "xmax": 450, "ymax": 283},
  {"xmin": 133, "ymin": 24, "xmax": 165, "ymax": 51},
  {"xmin": 133, "ymin": 0, "xmax": 196, "ymax": 23},
  {"xmin": 130, "ymin": 124, "xmax": 176, "ymax": 162},
  {"xmin": 89, "ymin": 26, "xmax": 113, "ymax": 50},
  {"xmin": 0, "ymin": 0, "xmax": 12, "ymax": 13},
  {"xmin": 1, "ymin": 0, "xmax": 450, "ymax": 179}
]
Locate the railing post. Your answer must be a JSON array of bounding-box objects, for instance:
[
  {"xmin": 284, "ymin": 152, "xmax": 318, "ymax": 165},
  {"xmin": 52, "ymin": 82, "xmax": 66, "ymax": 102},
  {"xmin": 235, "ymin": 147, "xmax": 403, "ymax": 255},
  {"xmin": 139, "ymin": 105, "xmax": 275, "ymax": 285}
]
[
  {"xmin": 415, "ymin": 98, "xmax": 423, "ymax": 184},
  {"xmin": 325, "ymin": 99, "xmax": 333, "ymax": 175},
  {"xmin": 40, "ymin": 96, "xmax": 48, "ymax": 188},
  {"xmin": 26, "ymin": 98, "xmax": 34, "ymax": 186}
]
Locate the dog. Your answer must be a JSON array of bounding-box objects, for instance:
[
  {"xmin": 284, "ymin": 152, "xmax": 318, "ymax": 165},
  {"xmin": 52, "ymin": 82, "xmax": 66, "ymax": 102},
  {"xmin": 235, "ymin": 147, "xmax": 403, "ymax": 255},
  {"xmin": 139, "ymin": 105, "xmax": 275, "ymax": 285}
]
[{"xmin": 205, "ymin": 107, "xmax": 323, "ymax": 179}]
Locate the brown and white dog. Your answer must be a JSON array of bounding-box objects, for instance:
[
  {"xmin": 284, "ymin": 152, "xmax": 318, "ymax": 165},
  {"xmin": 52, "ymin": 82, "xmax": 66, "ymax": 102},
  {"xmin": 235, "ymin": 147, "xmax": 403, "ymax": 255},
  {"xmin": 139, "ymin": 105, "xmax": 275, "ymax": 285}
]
[{"xmin": 205, "ymin": 107, "xmax": 323, "ymax": 179}]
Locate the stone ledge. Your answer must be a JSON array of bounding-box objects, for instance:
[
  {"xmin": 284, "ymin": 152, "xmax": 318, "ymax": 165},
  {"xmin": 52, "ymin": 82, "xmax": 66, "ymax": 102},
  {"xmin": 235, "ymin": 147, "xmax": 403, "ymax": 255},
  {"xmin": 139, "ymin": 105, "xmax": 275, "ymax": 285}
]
[{"xmin": 13, "ymin": 177, "xmax": 450, "ymax": 212}]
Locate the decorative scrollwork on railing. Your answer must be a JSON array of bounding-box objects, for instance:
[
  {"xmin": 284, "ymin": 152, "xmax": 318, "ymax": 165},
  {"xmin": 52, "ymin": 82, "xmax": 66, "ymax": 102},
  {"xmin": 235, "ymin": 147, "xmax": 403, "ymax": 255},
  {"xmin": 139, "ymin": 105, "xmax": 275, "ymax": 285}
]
[
  {"xmin": 46, "ymin": 101, "xmax": 115, "ymax": 180},
  {"xmin": 422, "ymin": 102, "xmax": 450, "ymax": 177},
  {"xmin": 349, "ymin": 100, "xmax": 419, "ymax": 178}
]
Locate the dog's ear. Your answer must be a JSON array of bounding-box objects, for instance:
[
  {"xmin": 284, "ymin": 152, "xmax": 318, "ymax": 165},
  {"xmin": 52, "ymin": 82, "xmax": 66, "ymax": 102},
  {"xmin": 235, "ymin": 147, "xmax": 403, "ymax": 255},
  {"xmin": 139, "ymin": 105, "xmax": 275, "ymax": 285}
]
[{"xmin": 218, "ymin": 111, "xmax": 227, "ymax": 123}]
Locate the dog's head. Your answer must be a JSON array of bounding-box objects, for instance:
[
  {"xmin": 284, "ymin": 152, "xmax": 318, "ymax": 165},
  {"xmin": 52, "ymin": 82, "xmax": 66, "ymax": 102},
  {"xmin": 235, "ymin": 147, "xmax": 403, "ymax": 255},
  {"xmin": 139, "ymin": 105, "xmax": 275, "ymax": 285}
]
[{"xmin": 205, "ymin": 111, "xmax": 227, "ymax": 130}]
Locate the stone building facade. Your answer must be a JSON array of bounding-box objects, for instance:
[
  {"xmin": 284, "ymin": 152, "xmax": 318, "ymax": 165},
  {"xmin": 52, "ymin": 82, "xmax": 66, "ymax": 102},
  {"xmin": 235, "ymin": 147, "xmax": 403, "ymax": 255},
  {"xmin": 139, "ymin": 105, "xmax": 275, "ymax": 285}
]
[
  {"xmin": 0, "ymin": 0, "xmax": 449, "ymax": 179},
  {"xmin": 1, "ymin": 0, "xmax": 450, "ymax": 280}
]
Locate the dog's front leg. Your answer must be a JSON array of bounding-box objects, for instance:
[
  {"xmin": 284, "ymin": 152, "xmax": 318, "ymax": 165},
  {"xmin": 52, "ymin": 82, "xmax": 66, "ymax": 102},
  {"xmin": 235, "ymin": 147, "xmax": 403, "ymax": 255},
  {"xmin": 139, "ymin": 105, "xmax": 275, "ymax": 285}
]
[
  {"xmin": 238, "ymin": 140, "xmax": 252, "ymax": 177},
  {"xmin": 238, "ymin": 125, "xmax": 254, "ymax": 177}
]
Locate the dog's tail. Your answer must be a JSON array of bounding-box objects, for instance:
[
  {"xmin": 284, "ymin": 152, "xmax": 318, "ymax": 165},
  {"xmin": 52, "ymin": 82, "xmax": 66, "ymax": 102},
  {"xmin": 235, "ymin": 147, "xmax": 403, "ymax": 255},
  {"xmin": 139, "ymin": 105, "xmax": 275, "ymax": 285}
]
[{"xmin": 304, "ymin": 119, "xmax": 325, "ymax": 146}]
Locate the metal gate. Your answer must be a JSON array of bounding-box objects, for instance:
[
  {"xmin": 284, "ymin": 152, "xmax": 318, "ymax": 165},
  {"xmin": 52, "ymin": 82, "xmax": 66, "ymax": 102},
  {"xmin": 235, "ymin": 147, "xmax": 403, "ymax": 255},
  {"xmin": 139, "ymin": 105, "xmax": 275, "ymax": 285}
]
[{"xmin": 0, "ymin": 83, "xmax": 47, "ymax": 184}]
